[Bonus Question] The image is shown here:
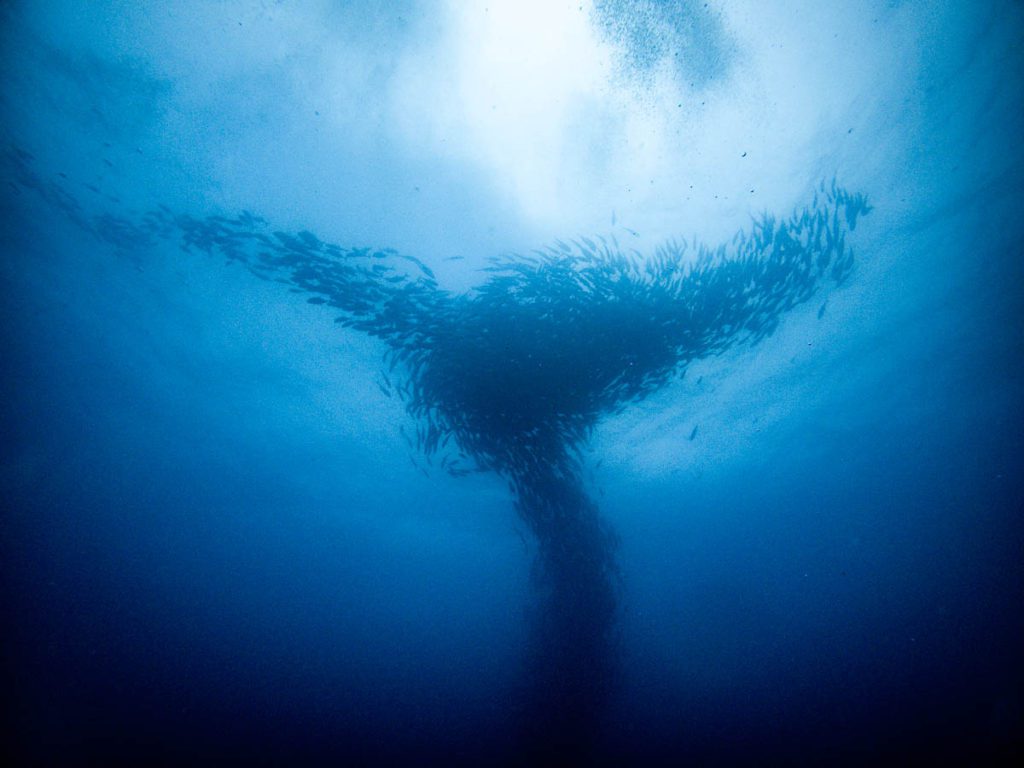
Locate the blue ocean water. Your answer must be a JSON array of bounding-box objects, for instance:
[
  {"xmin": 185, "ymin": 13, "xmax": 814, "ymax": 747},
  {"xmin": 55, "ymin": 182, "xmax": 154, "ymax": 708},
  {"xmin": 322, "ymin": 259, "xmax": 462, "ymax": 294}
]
[{"xmin": 1, "ymin": 1, "xmax": 1021, "ymax": 765}]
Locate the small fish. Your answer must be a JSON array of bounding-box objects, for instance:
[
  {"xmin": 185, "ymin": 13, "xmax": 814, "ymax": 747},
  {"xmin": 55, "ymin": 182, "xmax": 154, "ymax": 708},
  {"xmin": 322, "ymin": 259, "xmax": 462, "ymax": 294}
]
[{"xmin": 689, "ymin": 425, "xmax": 699, "ymax": 441}]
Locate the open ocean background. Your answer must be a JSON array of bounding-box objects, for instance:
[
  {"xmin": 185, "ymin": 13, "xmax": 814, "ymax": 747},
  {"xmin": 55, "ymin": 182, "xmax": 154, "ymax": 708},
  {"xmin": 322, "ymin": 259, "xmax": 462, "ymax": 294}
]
[{"xmin": 2, "ymin": 1, "xmax": 1022, "ymax": 764}]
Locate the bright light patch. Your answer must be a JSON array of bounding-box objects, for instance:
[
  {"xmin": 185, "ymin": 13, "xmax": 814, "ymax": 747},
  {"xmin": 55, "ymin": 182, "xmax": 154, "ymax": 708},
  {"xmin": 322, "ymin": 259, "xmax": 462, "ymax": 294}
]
[
  {"xmin": 448, "ymin": 1, "xmax": 611, "ymax": 221},
  {"xmin": 385, "ymin": 0, "xmax": 899, "ymax": 247}
]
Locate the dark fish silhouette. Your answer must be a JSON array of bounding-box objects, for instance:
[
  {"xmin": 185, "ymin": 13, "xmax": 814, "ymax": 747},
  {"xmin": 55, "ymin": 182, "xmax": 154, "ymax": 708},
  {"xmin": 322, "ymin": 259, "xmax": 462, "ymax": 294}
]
[{"xmin": 3, "ymin": 144, "xmax": 869, "ymax": 756}]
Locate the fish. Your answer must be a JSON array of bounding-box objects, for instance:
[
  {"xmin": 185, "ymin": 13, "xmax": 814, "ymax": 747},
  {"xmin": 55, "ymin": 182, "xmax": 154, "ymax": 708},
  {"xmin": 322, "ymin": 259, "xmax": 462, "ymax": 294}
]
[{"xmin": 9, "ymin": 153, "xmax": 869, "ymax": 747}]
